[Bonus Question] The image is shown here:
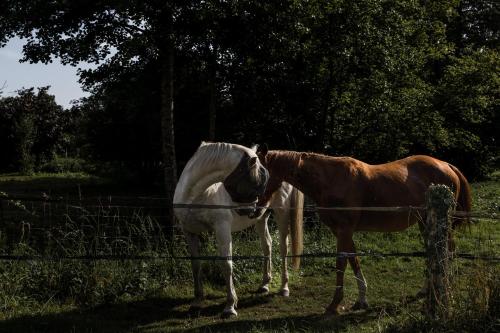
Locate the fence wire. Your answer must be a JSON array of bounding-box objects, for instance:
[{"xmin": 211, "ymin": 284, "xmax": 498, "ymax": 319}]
[
  {"xmin": 0, "ymin": 194, "xmax": 498, "ymax": 263},
  {"xmin": 0, "ymin": 251, "xmax": 499, "ymax": 262}
]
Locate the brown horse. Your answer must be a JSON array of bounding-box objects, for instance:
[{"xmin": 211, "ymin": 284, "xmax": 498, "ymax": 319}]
[{"xmin": 256, "ymin": 146, "xmax": 471, "ymax": 315}]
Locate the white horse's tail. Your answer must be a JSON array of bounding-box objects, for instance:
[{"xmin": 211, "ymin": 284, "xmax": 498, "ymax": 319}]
[{"xmin": 289, "ymin": 187, "xmax": 304, "ymax": 270}]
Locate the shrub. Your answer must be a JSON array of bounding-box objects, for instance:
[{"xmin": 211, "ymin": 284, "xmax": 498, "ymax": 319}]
[{"xmin": 39, "ymin": 157, "xmax": 89, "ymax": 174}]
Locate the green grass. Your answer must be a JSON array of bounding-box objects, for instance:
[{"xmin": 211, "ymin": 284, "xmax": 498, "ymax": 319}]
[
  {"xmin": 0, "ymin": 172, "xmax": 111, "ymax": 198},
  {"xmin": 0, "ymin": 172, "xmax": 162, "ymax": 198},
  {"xmin": 0, "ymin": 172, "xmax": 498, "ymax": 332}
]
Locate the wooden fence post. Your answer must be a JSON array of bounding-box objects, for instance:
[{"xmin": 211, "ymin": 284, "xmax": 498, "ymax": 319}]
[{"xmin": 424, "ymin": 184, "xmax": 455, "ymax": 320}]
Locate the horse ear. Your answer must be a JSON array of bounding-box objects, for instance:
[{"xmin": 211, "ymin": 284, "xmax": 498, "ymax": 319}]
[
  {"xmin": 248, "ymin": 156, "xmax": 257, "ymax": 167},
  {"xmin": 257, "ymin": 143, "xmax": 268, "ymax": 156}
]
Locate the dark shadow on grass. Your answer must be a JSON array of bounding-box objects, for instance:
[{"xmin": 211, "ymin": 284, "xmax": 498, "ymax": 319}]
[
  {"xmin": 186, "ymin": 291, "xmax": 275, "ymax": 319},
  {"xmin": 0, "ymin": 296, "xmax": 191, "ymax": 333},
  {"xmin": 0, "ymin": 292, "xmax": 275, "ymax": 333},
  {"xmin": 175, "ymin": 310, "xmax": 375, "ymax": 333},
  {"xmin": 172, "ymin": 299, "xmax": 418, "ymax": 333},
  {"xmin": 0, "ymin": 290, "xmax": 424, "ymax": 333}
]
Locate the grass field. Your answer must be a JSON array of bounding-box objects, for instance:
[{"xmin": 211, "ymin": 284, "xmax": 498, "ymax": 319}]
[{"xmin": 0, "ymin": 172, "xmax": 498, "ymax": 332}]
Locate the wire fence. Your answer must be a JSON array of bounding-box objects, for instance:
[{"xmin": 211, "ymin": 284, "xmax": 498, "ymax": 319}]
[{"xmin": 0, "ymin": 193, "xmax": 499, "ymax": 263}]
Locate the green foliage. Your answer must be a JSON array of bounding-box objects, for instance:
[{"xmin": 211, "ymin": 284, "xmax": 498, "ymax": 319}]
[
  {"xmin": 0, "ymin": 0, "xmax": 498, "ymax": 180},
  {"xmin": 0, "ymin": 87, "xmax": 67, "ymax": 174},
  {"xmin": 39, "ymin": 157, "xmax": 88, "ymax": 174},
  {"xmin": 435, "ymin": 49, "xmax": 500, "ymax": 178}
]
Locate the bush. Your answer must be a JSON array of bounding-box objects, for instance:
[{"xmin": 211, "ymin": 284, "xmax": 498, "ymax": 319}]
[{"xmin": 38, "ymin": 157, "xmax": 90, "ymax": 174}]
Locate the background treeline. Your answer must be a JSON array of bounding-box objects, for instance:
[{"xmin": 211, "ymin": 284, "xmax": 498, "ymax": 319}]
[{"xmin": 0, "ymin": 0, "xmax": 499, "ymax": 183}]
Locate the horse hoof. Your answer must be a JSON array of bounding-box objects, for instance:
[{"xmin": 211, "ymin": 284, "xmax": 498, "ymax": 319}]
[
  {"xmin": 324, "ymin": 306, "xmax": 341, "ymax": 316},
  {"xmin": 278, "ymin": 289, "xmax": 290, "ymax": 297},
  {"xmin": 221, "ymin": 309, "xmax": 238, "ymax": 319},
  {"xmin": 351, "ymin": 301, "xmax": 369, "ymax": 311},
  {"xmin": 256, "ymin": 286, "xmax": 269, "ymax": 294}
]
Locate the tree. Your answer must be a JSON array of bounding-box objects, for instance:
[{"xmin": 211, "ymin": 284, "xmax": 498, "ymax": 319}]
[
  {"xmin": 435, "ymin": 49, "xmax": 500, "ymax": 178},
  {"xmin": 0, "ymin": 0, "xmax": 196, "ymax": 227},
  {"xmin": 0, "ymin": 87, "xmax": 64, "ymax": 173},
  {"xmin": 1, "ymin": 0, "xmax": 497, "ymax": 184}
]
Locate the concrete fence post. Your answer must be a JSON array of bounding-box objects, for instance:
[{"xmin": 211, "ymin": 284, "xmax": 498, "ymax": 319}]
[{"xmin": 424, "ymin": 184, "xmax": 455, "ymax": 320}]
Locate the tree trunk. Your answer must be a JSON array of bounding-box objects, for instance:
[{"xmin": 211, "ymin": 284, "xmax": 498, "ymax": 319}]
[
  {"xmin": 208, "ymin": 46, "xmax": 217, "ymax": 141},
  {"xmin": 160, "ymin": 36, "xmax": 177, "ymax": 234},
  {"xmin": 317, "ymin": 13, "xmax": 335, "ymax": 152},
  {"xmin": 317, "ymin": 56, "xmax": 334, "ymax": 152}
]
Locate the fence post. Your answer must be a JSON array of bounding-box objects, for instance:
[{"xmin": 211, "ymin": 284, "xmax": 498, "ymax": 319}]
[{"xmin": 424, "ymin": 184, "xmax": 455, "ymax": 320}]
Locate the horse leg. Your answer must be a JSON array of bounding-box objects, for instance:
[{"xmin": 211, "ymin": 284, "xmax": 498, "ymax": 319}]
[
  {"xmin": 325, "ymin": 229, "xmax": 353, "ymax": 315},
  {"xmin": 215, "ymin": 222, "xmax": 238, "ymax": 318},
  {"xmin": 256, "ymin": 219, "xmax": 272, "ymax": 293},
  {"xmin": 348, "ymin": 241, "xmax": 369, "ymax": 310},
  {"xmin": 277, "ymin": 210, "xmax": 291, "ymax": 296},
  {"xmin": 184, "ymin": 231, "xmax": 204, "ymax": 310}
]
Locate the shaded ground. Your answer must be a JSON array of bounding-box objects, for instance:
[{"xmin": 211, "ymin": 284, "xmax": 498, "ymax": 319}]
[{"xmin": 0, "ymin": 266, "xmax": 426, "ymax": 333}]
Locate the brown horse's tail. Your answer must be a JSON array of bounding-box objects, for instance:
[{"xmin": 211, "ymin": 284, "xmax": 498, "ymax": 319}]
[
  {"xmin": 289, "ymin": 186, "xmax": 304, "ymax": 270},
  {"xmin": 449, "ymin": 163, "xmax": 472, "ymax": 228}
]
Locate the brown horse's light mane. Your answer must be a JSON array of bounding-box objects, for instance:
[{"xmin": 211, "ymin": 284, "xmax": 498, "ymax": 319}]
[
  {"xmin": 267, "ymin": 150, "xmax": 358, "ymax": 165},
  {"xmin": 265, "ymin": 150, "xmax": 365, "ymax": 184},
  {"xmin": 266, "ymin": 150, "xmax": 301, "ymax": 167}
]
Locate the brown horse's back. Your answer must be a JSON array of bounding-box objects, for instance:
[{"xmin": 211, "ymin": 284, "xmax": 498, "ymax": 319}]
[{"xmin": 352, "ymin": 155, "xmax": 468, "ymax": 231}]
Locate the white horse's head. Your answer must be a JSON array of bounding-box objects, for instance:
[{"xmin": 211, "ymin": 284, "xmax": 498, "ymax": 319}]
[
  {"xmin": 174, "ymin": 142, "xmax": 269, "ymax": 205},
  {"xmin": 223, "ymin": 144, "xmax": 270, "ymax": 205}
]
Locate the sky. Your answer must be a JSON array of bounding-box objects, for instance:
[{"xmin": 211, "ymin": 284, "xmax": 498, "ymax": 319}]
[{"xmin": 0, "ymin": 37, "xmax": 94, "ymax": 108}]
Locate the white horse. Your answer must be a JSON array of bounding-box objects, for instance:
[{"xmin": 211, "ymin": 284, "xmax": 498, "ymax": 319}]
[{"xmin": 173, "ymin": 142, "xmax": 304, "ymax": 318}]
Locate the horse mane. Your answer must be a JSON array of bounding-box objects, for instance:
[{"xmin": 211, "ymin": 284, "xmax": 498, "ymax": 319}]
[
  {"xmin": 266, "ymin": 150, "xmax": 336, "ymax": 167},
  {"xmin": 186, "ymin": 142, "xmax": 255, "ymax": 172},
  {"xmin": 268, "ymin": 150, "xmax": 360, "ymax": 165},
  {"xmin": 174, "ymin": 142, "xmax": 262, "ymax": 205},
  {"xmin": 265, "ymin": 150, "xmax": 364, "ymax": 183},
  {"xmin": 265, "ymin": 150, "xmax": 303, "ymax": 179}
]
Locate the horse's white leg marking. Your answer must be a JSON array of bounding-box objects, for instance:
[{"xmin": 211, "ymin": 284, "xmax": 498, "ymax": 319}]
[
  {"xmin": 276, "ymin": 210, "xmax": 290, "ymax": 296},
  {"xmin": 184, "ymin": 231, "xmax": 204, "ymax": 309},
  {"xmin": 355, "ymin": 269, "xmax": 368, "ymax": 305},
  {"xmin": 215, "ymin": 222, "xmax": 238, "ymax": 317},
  {"xmin": 256, "ymin": 219, "xmax": 272, "ymax": 293},
  {"xmin": 347, "ymin": 240, "xmax": 369, "ymax": 310}
]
